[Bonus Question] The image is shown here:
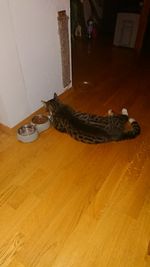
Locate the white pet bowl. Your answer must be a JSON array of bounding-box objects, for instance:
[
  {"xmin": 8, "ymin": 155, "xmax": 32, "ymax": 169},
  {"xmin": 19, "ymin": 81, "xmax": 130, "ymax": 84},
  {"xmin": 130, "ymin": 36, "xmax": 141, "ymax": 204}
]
[
  {"xmin": 17, "ymin": 124, "xmax": 39, "ymax": 143},
  {"xmin": 31, "ymin": 114, "xmax": 50, "ymax": 133}
]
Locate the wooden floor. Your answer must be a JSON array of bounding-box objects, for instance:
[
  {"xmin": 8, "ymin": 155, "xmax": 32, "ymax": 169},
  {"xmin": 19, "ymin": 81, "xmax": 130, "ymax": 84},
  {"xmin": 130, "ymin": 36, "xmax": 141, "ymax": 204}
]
[{"xmin": 1, "ymin": 39, "xmax": 150, "ymax": 267}]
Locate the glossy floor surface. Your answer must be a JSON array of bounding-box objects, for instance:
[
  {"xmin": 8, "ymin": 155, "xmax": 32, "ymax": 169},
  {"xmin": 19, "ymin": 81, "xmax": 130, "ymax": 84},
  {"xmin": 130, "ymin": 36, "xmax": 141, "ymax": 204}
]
[{"xmin": 1, "ymin": 39, "xmax": 150, "ymax": 267}]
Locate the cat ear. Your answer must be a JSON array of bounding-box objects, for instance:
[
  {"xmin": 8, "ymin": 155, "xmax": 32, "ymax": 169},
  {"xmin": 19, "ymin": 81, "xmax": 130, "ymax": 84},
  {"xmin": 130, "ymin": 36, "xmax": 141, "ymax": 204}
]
[{"xmin": 54, "ymin": 93, "xmax": 58, "ymax": 100}]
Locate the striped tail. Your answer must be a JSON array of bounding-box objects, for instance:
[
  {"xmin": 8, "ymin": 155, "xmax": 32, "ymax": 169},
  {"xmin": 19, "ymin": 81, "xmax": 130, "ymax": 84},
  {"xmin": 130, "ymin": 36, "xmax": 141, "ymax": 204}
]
[{"xmin": 121, "ymin": 118, "xmax": 141, "ymax": 140}]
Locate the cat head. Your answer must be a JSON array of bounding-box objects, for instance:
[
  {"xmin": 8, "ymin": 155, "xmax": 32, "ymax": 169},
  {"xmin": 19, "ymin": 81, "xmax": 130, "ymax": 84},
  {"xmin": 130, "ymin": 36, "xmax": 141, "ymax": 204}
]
[{"xmin": 41, "ymin": 93, "xmax": 61, "ymax": 115}]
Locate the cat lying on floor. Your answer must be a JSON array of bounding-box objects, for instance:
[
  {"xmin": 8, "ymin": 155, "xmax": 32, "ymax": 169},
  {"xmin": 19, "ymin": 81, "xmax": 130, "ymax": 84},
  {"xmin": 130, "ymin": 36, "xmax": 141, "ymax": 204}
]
[{"xmin": 42, "ymin": 93, "xmax": 141, "ymax": 144}]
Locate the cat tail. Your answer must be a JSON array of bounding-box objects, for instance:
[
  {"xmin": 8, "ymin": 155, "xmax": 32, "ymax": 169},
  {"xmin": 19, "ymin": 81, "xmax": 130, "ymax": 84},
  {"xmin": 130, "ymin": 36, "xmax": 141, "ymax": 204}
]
[{"xmin": 121, "ymin": 118, "xmax": 141, "ymax": 140}]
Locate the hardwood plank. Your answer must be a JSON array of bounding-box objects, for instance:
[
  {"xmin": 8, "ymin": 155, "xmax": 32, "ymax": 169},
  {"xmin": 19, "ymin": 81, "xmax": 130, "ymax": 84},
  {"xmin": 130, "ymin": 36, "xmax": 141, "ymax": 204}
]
[{"xmin": 1, "ymin": 39, "xmax": 150, "ymax": 267}]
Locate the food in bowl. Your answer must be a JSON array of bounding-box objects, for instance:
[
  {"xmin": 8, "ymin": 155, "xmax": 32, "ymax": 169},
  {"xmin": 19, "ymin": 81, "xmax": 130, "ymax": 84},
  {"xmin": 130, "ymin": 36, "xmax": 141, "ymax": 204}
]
[
  {"xmin": 32, "ymin": 115, "xmax": 48, "ymax": 124},
  {"xmin": 31, "ymin": 114, "xmax": 50, "ymax": 133}
]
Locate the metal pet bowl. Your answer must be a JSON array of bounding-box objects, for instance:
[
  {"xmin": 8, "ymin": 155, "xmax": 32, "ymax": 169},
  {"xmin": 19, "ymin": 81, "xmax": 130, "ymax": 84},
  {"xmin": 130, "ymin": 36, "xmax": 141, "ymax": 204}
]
[
  {"xmin": 17, "ymin": 124, "xmax": 39, "ymax": 143},
  {"xmin": 31, "ymin": 114, "xmax": 50, "ymax": 133}
]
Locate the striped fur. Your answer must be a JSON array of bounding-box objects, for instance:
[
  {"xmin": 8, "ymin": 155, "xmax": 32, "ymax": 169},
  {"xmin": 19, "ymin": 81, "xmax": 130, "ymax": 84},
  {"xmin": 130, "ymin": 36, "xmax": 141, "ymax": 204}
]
[{"xmin": 42, "ymin": 93, "xmax": 141, "ymax": 144}]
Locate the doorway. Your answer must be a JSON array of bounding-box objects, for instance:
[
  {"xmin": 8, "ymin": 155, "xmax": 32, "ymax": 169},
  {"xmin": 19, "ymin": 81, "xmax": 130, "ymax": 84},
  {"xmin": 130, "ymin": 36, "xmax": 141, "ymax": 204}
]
[
  {"xmin": 70, "ymin": 0, "xmax": 115, "ymax": 89},
  {"xmin": 141, "ymin": 13, "xmax": 150, "ymax": 55}
]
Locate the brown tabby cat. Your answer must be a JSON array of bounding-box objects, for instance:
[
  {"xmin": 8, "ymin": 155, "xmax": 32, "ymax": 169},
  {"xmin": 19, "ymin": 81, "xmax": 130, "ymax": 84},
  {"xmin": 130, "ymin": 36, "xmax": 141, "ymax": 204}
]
[{"xmin": 42, "ymin": 93, "xmax": 140, "ymax": 144}]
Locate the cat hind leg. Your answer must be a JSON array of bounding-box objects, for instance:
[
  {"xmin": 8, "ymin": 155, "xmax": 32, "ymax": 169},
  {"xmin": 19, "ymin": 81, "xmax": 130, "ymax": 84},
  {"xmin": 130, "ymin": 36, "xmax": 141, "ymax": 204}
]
[
  {"xmin": 122, "ymin": 108, "xmax": 128, "ymax": 116},
  {"xmin": 129, "ymin": 118, "xmax": 136, "ymax": 124},
  {"xmin": 108, "ymin": 109, "xmax": 114, "ymax": 116}
]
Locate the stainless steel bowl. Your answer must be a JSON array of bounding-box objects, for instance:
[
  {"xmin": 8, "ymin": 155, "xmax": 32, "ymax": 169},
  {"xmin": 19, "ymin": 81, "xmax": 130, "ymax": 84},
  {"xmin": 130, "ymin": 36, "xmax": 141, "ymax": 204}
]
[{"xmin": 17, "ymin": 124, "xmax": 39, "ymax": 143}]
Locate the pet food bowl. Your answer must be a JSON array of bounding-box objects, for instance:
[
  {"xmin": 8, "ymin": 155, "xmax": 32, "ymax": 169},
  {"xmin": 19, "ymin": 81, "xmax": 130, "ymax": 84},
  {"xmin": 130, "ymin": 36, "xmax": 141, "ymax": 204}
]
[
  {"xmin": 31, "ymin": 114, "xmax": 50, "ymax": 133},
  {"xmin": 78, "ymin": 81, "xmax": 94, "ymax": 90},
  {"xmin": 17, "ymin": 124, "xmax": 39, "ymax": 143}
]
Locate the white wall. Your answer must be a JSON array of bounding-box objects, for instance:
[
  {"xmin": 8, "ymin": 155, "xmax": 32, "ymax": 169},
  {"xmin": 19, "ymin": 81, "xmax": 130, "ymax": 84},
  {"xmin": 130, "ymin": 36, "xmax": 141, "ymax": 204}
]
[
  {"xmin": 0, "ymin": 0, "xmax": 30, "ymax": 127},
  {"xmin": 0, "ymin": 0, "xmax": 71, "ymax": 127}
]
